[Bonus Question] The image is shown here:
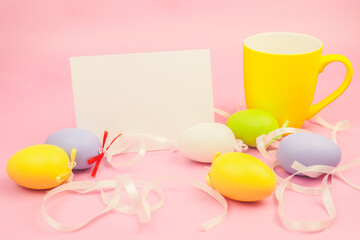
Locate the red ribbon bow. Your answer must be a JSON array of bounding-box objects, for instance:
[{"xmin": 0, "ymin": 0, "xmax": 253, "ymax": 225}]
[{"xmin": 88, "ymin": 131, "xmax": 122, "ymax": 177}]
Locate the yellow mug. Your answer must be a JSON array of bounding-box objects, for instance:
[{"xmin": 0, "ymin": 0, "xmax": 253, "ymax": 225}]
[{"xmin": 243, "ymin": 32, "xmax": 353, "ymax": 128}]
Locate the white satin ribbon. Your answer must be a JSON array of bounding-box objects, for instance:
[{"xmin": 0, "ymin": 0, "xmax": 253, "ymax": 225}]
[
  {"xmin": 256, "ymin": 127, "xmax": 325, "ymax": 195},
  {"xmin": 214, "ymin": 103, "xmax": 249, "ymax": 152},
  {"xmin": 106, "ymin": 129, "xmax": 248, "ymax": 170},
  {"xmin": 42, "ymin": 176, "xmax": 124, "ymax": 232},
  {"xmin": 214, "ymin": 101, "xmax": 246, "ymax": 119},
  {"xmin": 42, "ymin": 174, "xmax": 227, "ymax": 232},
  {"xmin": 256, "ymin": 127, "xmax": 308, "ymax": 161},
  {"xmin": 309, "ymin": 115, "xmax": 350, "ymax": 143},
  {"xmin": 140, "ymin": 176, "xmax": 228, "ymax": 231},
  {"xmin": 214, "ymin": 108, "xmax": 231, "ymax": 119},
  {"xmin": 236, "ymin": 100, "xmax": 246, "ymax": 111},
  {"xmin": 105, "ymin": 133, "xmax": 177, "ymax": 169},
  {"xmin": 276, "ymin": 158, "xmax": 360, "ymax": 232},
  {"xmin": 256, "ymin": 116, "xmax": 358, "ymax": 232},
  {"xmin": 234, "ymin": 139, "xmax": 248, "ymax": 152},
  {"xmin": 276, "ymin": 162, "xmax": 336, "ymax": 232}
]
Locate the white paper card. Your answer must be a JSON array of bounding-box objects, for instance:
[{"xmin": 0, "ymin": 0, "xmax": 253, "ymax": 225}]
[{"xmin": 70, "ymin": 49, "xmax": 214, "ymax": 151}]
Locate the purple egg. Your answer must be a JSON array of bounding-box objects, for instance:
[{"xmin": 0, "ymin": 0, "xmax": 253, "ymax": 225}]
[
  {"xmin": 277, "ymin": 132, "xmax": 341, "ymax": 176},
  {"xmin": 45, "ymin": 128, "xmax": 101, "ymax": 170}
]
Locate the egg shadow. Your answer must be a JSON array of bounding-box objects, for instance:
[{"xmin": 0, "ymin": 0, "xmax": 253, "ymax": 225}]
[{"xmin": 226, "ymin": 197, "xmax": 267, "ymax": 208}]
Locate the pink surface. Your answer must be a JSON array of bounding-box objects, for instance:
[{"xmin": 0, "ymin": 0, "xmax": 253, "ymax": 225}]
[{"xmin": 1, "ymin": 0, "xmax": 360, "ymax": 239}]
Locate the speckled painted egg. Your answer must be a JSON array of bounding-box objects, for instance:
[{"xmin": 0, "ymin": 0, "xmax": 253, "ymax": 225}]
[
  {"xmin": 277, "ymin": 132, "xmax": 341, "ymax": 176},
  {"xmin": 46, "ymin": 128, "xmax": 101, "ymax": 170}
]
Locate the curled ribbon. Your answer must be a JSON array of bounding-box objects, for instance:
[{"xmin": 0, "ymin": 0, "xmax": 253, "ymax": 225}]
[
  {"xmin": 105, "ymin": 132, "xmax": 247, "ymax": 169},
  {"xmin": 309, "ymin": 115, "xmax": 350, "ymax": 143},
  {"xmin": 89, "ymin": 130, "xmax": 245, "ymax": 181},
  {"xmin": 276, "ymin": 159, "xmax": 360, "ymax": 232},
  {"xmin": 214, "ymin": 108, "xmax": 231, "ymax": 119},
  {"xmin": 42, "ymin": 174, "xmax": 228, "ymax": 232},
  {"xmin": 213, "ymin": 102, "xmax": 250, "ymax": 152},
  {"xmin": 234, "ymin": 139, "xmax": 248, "ymax": 152},
  {"xmin": 105, "ymin": 133, "xmax": 177, "ymax": 169},
  {"xmin": 256, "ymin": 115, "xmax": 358, "ymax": 232},
  {"xmin": 214, "ymin": 100, "xmax": 246, "ymax": 119}
]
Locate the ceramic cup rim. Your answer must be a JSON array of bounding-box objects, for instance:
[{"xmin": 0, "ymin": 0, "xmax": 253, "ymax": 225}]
[{"xmin": 244, "ymin": 32, "xmax": 323, "ymax": 55}]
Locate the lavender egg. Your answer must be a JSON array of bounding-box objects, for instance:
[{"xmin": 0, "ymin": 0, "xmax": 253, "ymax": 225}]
[
  {"xmin": 45, "ymin": 128, "xmax": 101, "ymax": 170},
  {"xmin": 277, "ymin": 132, "xmax": 341, "ymax": 176}
]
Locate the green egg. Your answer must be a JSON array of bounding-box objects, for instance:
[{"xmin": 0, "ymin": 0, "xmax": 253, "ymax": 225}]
[{"xmin": 226, "ymin": 109, "xmax": 279, "ymax": 147}]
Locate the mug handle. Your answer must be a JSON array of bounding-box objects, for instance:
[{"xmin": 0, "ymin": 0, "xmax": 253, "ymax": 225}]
[{"xmin": 307, "ymin": 54, "xmax": 353, "ymax": 120}]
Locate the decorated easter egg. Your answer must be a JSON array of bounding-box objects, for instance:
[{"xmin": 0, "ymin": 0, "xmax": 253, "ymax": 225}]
[
  {"xmin": 226, "ymin": 109, "xmax": 279, "ymax": 147},
  {"xmin": 6, "ymin": 144, "xmax": 72, "ymax": 190},
  {"xmin": 46, "ymin": 128, "xmax": 101, "ymax": 170},
  {"xmin": 178, "ymin": 122, "xmax": 236, "ymax": 163},
  {"xmin": 277, "ymin": 132, "xmax": 341, "ymax": 176},
  {"xmin": 207, "ymin": 152, "xmax": 276, "ymax": 201}
]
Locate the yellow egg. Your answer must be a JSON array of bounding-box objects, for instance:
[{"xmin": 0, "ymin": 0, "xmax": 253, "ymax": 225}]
[
  {"xmin": 6, "ymin": 144, "xmax": 72, "ymax": 190},
  {"xmin": 206, "ymin": 152, "xmax": 276, "ymax": 202}
]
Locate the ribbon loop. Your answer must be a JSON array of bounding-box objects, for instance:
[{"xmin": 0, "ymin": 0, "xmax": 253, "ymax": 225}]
[
  {"xmin": 275, "ymin": 161, "xmax": 344, "ymax": 232},
  {"xmin": 141, "ymin": 176, "xmax": 228, "ymax": 231},
  {"xmin": 309, "ymin": 115, "xmax": 350, "ymax": 143},
  {"xmin": 216, "ymin": 102, "xmax": 358, "ymax": 232},
  {"xmin": 42, "ymin": 174, "xmax": 227, "ymax": 232},
  {"xmin": 234, "ymin": 139, "xmax": 248, "ymax": 152},
  {"xmin": 105, "ymin": 133, "xmax": 176, "ymax": 169},
  {"xmin": 256, "ymin": 114, "xmax": 360, "ymax": 232}
]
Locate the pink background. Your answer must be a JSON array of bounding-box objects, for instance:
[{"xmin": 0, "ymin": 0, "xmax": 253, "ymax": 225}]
[{"xmin": 1, "ymin": 0, "xmax": 360, "ymax": 239}]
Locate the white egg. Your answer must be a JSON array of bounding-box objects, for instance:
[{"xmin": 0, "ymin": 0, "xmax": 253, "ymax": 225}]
[{"xmin": 178, "ymin": 122, "xmax": 236, "ymax": 163}]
